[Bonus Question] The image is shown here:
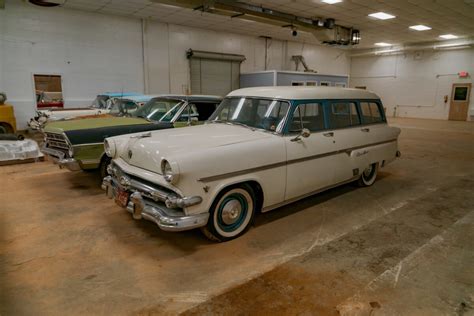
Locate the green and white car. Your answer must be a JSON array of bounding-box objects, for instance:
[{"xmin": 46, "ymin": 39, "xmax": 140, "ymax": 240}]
[{"xmin": 42, "ymin": 95, "xmax": 222, "ymax": 177}]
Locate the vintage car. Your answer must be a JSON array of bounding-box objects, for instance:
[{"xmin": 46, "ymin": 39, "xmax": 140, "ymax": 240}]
[
  {"xmin": 28, "ymin": 92, "xmax": 142, "ymax": 130},
  {"xmin": 42, "ymin": 95, "xmax": 222, "ymax": 177},
  {"xmin": 102, "ymin": 86, "xmax": 401, "ymax": 242}
]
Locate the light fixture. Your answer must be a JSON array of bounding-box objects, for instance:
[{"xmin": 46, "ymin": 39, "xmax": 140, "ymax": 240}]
[
  {"xmin": 439, "ymin": 34, "xmax": 458, "ymax": 39},
  {"xmin": 374, "ymin": 49, "xmax": 403, "ymax": 55},
  {"xmin": 368, "ymin": 12, "xmax": 395, "ymax": 20},
  {"xmin": 321, "ymin": 0, "xmax": 343, "ymax": 4},
  {"xmin": 375, "ymin": 42, "xmax": 392, "ymax": 47},
  {"xmin": 409, "ymin": 25, "xmax": 431, "ymax": 31}
]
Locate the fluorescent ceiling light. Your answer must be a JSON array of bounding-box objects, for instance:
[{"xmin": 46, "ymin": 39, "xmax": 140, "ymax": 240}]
[
  {"xmin": 409, "ymin": 25, "xmax": 431, "ymax": 31},
  {"xmin": 439, "ymin": 34, "xmax": 458, "ymax": 39},
  {"xmin": 375, "ymin": 42, "xmax": 392, "ymax": 47},
  {"xmin": 368, "ymin": 12, "xmax": 395, "ymax": 20},
  {"xmin": 321, "ymin": 0, "xmax": 343, "ymax": 4}
]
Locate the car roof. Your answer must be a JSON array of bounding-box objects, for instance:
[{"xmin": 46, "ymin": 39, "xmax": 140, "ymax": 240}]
[
  {"xmin": 100, "ymin": 92, "xmax": 141, "ymax": 97},
  {"xmin": 150, "ymin": 95, "xmax": 223, "ymax": 102},
  {"xmin": 226, "ymin": 86, "xmax": 380, "ymax": 100},
  {"xmin": 120, "ymin": 95, "xmax": 160, "ymax": 102}
]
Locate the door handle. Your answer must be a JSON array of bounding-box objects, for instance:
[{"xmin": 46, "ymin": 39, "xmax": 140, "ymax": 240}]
[
  {"xmin": 361, "ymin": 128, "xmax": 370, "ymax": 132},
  {"xmin": 323, "ymin": 132, "xmax": 334, "ymax": 137}
]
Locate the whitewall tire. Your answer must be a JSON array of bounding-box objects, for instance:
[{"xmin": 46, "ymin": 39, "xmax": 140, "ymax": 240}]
[
  {"xmin": 201, "ymin": 184, "xmax": 256, "ymax": 242},
  {"xmin": 358, "ymin": 163, "xmax": 378, "ymax": 187}
]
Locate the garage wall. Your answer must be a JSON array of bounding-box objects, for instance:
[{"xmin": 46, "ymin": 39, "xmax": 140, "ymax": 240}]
[
  {"xmin": 350, "ymin": 49, "xmax": 474, "ymax": 120},
  {"xmin": 143, "ymin": 21, "xmax": 351, "ymax": 95},
  {"xmin": 1, "ymin": 1, "xmax": 351, "ymax": 129},
  {"xmin": 0, "ymin": 0, "xmax": 145, "ymax": 129}
]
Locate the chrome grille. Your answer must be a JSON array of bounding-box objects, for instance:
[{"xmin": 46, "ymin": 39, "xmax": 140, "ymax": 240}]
[{"xmin": 45, "ymin": 132, "xmax": 70, "ymax": 151}]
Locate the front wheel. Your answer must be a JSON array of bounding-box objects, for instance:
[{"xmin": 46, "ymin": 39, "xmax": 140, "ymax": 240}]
[
  {"xmin": 99, "ymin": 156, "xmax": 112, "ymax": 179},
  {"xmin": 358, "ymin": 163, "xmax": 378, "ymax": 187},
  {"xmin": 201, "ymin": 184, "xmax": 256, "ymax": 242}
]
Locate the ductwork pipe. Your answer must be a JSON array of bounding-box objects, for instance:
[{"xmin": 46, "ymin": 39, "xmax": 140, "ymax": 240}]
[{"xmin": 351, "ymin": 39, "xmax": 474, "ymax": 57}]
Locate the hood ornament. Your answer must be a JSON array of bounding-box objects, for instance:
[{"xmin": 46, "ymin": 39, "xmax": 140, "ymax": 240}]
[
  {"xmin": 131, "ymin": 132, "xmax": 152, "ymax": 139},
  {"xmin": 128, "ymin": 149, "xmax": 133, "ymax": 159}
]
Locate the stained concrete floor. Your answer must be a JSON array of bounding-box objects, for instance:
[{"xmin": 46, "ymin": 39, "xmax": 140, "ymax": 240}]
[{"xmin": 1, "ymin": 117, "xmax": 473, "ymax": 315}]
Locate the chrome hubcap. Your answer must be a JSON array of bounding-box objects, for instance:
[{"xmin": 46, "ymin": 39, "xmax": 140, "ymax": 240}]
[
  {"xmin": 221, "ymin": 200, "xmax": 242, "ymax": 225},
  {"xmin": 363, "ymin": 165, "xmax": 373, "ymax": 177}
]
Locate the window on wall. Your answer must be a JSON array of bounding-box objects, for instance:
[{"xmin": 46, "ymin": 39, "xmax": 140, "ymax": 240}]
[
  {"xmin": 335, "ymin": 82, "xmax": 347, "ymax": 88},
  {"xmin": 306, "ymin": 81, "xmax": 317, "ymax": 86},
  {"xmin": 291, "ymin": 81, "xmax": 305, "ymax": 86},
  {"xmin": 290, "ymin": 103, "xmax": 324, "ymax": 132},
  {"xmin": 33, "ymin": 74, "xmax": 64, "ymax": 108},
  {"xmin": 328, "ymin": 102, "xmax": 360, "ymax": 129},
  {"xmin": 360, "ymin": 102, "xmax": 383, "ymax": 124},
  {"xmin": 453, "ymin": 87, "xmax": 469, "ymax": 101},
  {"xmin": 320, "ymin": 81, "xmax": 331, "ymax": 86}
]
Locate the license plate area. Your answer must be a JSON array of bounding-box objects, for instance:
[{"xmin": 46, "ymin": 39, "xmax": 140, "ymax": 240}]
[{"xmin": 115, "ymin": 189, "xmax": 130, "ymax": 208}]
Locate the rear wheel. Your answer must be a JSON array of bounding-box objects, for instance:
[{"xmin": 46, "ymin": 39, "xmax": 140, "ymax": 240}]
[
  {"xmin": 201, "ymin": 184, "xmax": 256, "ymax": 242},
  {"xmin": 358, "ymin": 163, "xmax": 378, "ymax": 187}
]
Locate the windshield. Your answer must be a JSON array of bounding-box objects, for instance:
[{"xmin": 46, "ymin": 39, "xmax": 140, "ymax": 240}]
[
  {"xmin": 209, "ymin": 97, "xmax": 290, "ymax": 132},
  {"xmin": 91, "ymin": 95, "xmax": 109, "ymax": 109},
  {"xmin": 133, "ymin": 98, "xmax": 182, "ymax": 121},
  {"xmin": 109, "ymin": 99, "xmax": 140, "ymax": 116}
]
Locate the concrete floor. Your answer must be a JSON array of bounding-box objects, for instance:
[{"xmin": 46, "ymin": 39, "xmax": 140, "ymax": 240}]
[{"xmin": 1, "ymin": 117, "xmax": 473, "ymax": 315}]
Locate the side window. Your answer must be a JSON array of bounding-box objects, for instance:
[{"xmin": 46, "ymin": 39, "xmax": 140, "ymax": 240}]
[
  {"xmin": 360, "ymin": 102, "xmax": 383, "ymax": 124},
  {"xmin": 329, "ymin": 102, "xmax": 360, "ymax": 129},
  {"xmin": 194, "ymin": 102, "xmax": 218, "ymax": 121},
  {"xmin": 262, "ymin": 101, "xmax": 289, "ymax": 132},
  {"xmin": 177, "ymin": 104, "xmax": 199, "ymax": 122},
  {"xmin": 290, "ymin": 103, "xmax": 324, "ymax": 132},
  {"xmin": 369, "ymin": 103, "xmax": 383, "ymax": 123}
]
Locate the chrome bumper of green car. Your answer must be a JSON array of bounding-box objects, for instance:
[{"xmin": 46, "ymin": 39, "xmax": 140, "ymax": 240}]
[{"xmin": 41, "ymin": 146, "xmax": 81, "ymax": 171}]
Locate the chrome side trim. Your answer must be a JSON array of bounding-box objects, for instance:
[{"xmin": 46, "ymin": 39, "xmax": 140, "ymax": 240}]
[
  {"xmin": 198, "ymin": 139, "xmax": 397, "ymax": 182},
  {"xmin": 72, "ymin": 142, "xmax": 103, "ymax": 148},
  {"xmin": 262, "ymin": 176, "xmax": 359, "ymax": 212}
]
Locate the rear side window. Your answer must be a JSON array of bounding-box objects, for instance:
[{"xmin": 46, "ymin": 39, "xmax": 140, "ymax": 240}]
[
  {"xmin": 360, "ymin": 102, "xmax": 383, "ymax": 124},
  {"xmin": 329, "ymin": 102, "xmax": 360, "ymax": 129},
  {"xmin": 290, "ymin": 103, "xmax": 324, "ymax": 132}
]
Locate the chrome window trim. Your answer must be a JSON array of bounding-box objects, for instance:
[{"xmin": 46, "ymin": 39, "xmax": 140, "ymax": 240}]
[{"xmin": 209, "ymin": 96, "xmax": 292, "ymax": 135}]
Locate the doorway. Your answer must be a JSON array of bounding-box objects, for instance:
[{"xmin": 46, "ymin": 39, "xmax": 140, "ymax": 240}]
[
  {"xmin": 33, "ymin": 74, "xmax": 64, "ymax": 108},
  {"xmin": 448, "ymin": 83, "xmax": 471, "ymax": 121}
]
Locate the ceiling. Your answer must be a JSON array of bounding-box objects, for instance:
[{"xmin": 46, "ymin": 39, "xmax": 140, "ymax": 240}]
[{"xmin": 56, "ymin": 0, "xmax": 474, "ymax": 48}]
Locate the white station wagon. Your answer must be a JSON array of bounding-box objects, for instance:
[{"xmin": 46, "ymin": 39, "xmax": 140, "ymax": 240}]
[{"xmin": 102, "ymin": 87, "xmax": 401, "ymax": 241}]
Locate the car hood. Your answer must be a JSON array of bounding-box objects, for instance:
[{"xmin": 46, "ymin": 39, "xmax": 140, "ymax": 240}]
[
  {"xmin": 120, "ymin": 123, "xmax": 273, "ymax": 173},
  {"xmin": 44, "ymin": 117, "xmax": 150, "ymax": 133},
  {"xmin": 44, "ymin": 117, "xmax": 175, "ymax": 145}
]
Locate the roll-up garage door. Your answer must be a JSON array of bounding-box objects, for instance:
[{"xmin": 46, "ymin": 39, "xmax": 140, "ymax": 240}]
[{"xmin": 187, "ymin": 49, "xmax": 245, "ymax": 96}]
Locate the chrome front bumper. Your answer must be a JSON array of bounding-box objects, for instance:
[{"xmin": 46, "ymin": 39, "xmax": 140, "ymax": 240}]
[
  {"xmin": 102, "ymin": 174, "xmax": 208, "ymax": 232},
  {"xmin": 41, "ymin": 146, "xmax": 81, "ymax": 171}
]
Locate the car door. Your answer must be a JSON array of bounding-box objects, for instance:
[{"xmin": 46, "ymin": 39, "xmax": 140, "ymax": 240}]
[
  {"xmin": 284, "ymin": 102, "xmax": 338, "ymax": 201},
  {"xmin": 326, "ymin": 101, "xmax": 370, "ymax": 184}
]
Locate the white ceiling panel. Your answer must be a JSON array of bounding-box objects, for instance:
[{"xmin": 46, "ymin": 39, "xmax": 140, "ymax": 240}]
[{"xmin": 57, "ymin": 0, "xmax": 474, "ymax": 49}]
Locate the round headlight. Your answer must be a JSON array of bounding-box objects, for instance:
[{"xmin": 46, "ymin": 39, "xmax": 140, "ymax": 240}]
[
  {"xmin": 104, "ymin": 139, "xmax": 116, "ymax": 158},
  {"xmin": 161, "ymin": 159, "xmax": 178, "ymax": 183}
]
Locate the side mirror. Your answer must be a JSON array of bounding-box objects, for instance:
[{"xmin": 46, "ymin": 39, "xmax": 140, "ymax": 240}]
[{"xmin": 291, "ymin": 128, "xmax": 311, "ymax": 142}]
